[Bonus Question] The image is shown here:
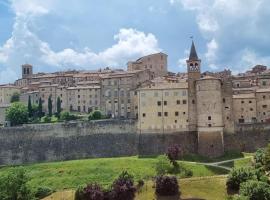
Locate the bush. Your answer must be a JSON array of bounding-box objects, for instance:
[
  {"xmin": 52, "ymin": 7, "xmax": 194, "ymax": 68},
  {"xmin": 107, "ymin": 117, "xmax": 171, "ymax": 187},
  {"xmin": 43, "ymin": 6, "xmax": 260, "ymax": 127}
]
[
  {"xmin": 10, "ymin": 92, "xmax": 20, "ymax": 103},
  {"xmin": 5, "ymin": 102, "xmax": 28, "ymax": 126},
  {"xmin": 264, "ymin": 144, "xmax": 270, "ymax": 171},
  {"xmin": 226, "ymin": 167, "xmax": 258, "ymax": 191},
  {"xmin": 155, "ymin": 155, "xmax": 174, "ymax": 175},
  {"xmin": 74, "ymin": 184, "xmax": 104, "ymax": 200},
  {"xmin": 74, "ymin": 185, "xmax": 85, "ymax": 200},
  {"xmin": 240, "ymin": 180, "xmax": 270, "ymax": 200},
  {"xmin": 110, "ymin": 171, "xmax": 136, "ymax": 200},
  {"xmin": 155, "ymin": 175, "xmax": 180, "ymax": 196},
  {"xmin": 60, "ymin": 111, "xmax": 77, "ymax": 121},
  {"xmin": 227, "ymin": 195, "xmax": 249, "ymax": 200},
  {"xmin": 89, "ymin": 110, "xmax": 103, "ymax": 120},
  {"xmin": 254, "ymin": 148, "xmax": 266, "ymax": 169},
  {"xmin": 42, "ymin": 115, "xmax": 51, "ymax": 123},
  {"xmin": 35, "ymin": 186, "xmax": 54, "ymax": 199},
  {"xmin": 167, "ymin": 144, "xmax": 181, "ymax": 163},
  {"xmin": 0, "ymin": 167, "xmax": 34, "ymax": 200}
]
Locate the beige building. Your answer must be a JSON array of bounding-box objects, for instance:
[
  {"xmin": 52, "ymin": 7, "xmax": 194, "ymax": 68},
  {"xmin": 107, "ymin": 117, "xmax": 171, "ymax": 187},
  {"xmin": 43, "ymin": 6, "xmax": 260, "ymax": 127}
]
[
  {"xmin": 137, "ymin": 81, "xmax": 188, "ymax": 133},
  {"xmin": 127, "ymin": 52, "xmax": 167, "ymax": 78},
  {"xmin": 0, "ymin": 84, "xmax": 20, "ymax": 106}
]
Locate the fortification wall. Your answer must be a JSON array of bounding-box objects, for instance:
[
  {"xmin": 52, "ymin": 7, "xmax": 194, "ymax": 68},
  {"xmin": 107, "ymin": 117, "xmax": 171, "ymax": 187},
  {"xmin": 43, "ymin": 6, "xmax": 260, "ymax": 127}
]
[{"xmin": 0, "ymin": 120, "xmax": 198, "ymax": 165}]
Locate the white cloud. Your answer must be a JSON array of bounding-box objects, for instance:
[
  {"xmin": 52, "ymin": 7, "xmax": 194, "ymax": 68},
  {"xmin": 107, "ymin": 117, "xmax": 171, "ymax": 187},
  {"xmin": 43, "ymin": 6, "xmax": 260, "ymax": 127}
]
[
  {"xmin": 177, "ymin": 0, "xmax": 270, "ymax": 72},
  {"xmin": 0, "ymin": 1, "xmax": 161, "ymax": 83}
]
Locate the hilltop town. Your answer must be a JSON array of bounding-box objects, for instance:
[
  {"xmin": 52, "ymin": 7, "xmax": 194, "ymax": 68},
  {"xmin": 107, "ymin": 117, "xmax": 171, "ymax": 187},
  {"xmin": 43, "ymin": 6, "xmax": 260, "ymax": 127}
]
[{"xmin": 0, "ymin": 41, "xmax": 270, "ymax": 158}]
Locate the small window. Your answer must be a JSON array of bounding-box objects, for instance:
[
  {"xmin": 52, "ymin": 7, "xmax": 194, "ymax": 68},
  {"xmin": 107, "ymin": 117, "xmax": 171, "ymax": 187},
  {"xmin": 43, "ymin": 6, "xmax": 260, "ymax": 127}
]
[
  {"xmin": 142, "ymin": 113, "xmax": 146, "ymax": 117},
  {"xmin": 208, "ymin": 124, "xmax": 212, "ymax": 127},
  {"xmin": 241, "ymin": 101, "xmax": 244, "ymax": 104},
  {"xmin": 249, "ymin": 101, "xmax": 252, "ymax": 103},
  {"xmin": 164, "ymin": 101, "xmax": 167, "ymax": 106},
  {"xmin": 263, "ymin": 105, "xmax": 267, "ymax": 108},
  {"xmin": 263, "ymin": 95, "xmax": 266, "ymax": 99},
  {"xmin": 223, "ymin": 98, "xmax": 226, "ymax": 103},
  {"xmin": 164, "ymin": 112, "xmax": 168, "ymax": 117},
  {"xmin": 183, "ymin": 100, "xmax": 187, "ymax": 104},
  {"xmin": 157, "ymin": 101, "xmax": 161, "ymax": 106},
  {"xmin": 208, "ymin": 116, "xmax": 211, "ymax": 120},
  {"xmin": 250, "ymin": 108, "xmax": 253, "ymax": 111},
  {"xmin": 175, "ymin": 112, "xmax": 179, "ymax": 116},
  {"xmin": 192, "ymin": 99, "xmax": 195, "ymax": 104},
  {"xmin": 175, "ymin": 120, "xmax": 177, "ymax": 123},
  {"xmin": 183, "ymin": 112, "xmax": 186, "ymax": 115},
  {"xmin": 176, "ymin": 100, "xmax": 180, "ymax": 105},
  {"xmin": 158, "ymin": 112, "xmax": 162, "ymax": 117}
]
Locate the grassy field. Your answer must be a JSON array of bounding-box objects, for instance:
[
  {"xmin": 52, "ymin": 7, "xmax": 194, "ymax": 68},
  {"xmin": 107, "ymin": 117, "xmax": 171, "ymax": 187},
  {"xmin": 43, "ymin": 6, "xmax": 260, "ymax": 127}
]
[
  {"xmin": 43, "ymin": 176, "xmax": 228, "ymax": 200},
  {"xmin": 0, "ymin": 156, "xmax": 228, "ymax": 191}
]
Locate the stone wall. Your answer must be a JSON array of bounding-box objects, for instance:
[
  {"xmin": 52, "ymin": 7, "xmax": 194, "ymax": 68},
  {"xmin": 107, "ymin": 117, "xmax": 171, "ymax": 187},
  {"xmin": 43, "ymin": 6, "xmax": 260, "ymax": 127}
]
[{"xmin": 0, "ymin": 120, "xmax": 198, "ymax": 166}]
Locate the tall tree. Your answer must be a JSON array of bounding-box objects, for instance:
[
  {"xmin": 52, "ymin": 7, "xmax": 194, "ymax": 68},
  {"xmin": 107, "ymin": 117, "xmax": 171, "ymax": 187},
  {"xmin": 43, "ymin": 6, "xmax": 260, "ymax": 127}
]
[
  {"xmin": 48, "ymin": 96, "xmax": 52, "ymax": 117},
  {"xmin": 10, "ymin": 92, "xmax": 20, "ymax": 103},
  {"xmin": 56, "ymin": 96, "xmax": 61, "ymax": 116},
  {"xmin": 38, "ymin": 97, "xmax": 43, "ymax": 118},
  {"xmin": 27, "ymin": 96, "xmax": 32, "ymax": 118}
]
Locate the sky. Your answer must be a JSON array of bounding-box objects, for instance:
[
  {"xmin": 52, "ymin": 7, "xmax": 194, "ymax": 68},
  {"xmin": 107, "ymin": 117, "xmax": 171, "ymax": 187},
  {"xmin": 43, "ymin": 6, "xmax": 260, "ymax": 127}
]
[{"xmin": 0, "ymin": 0, "xmax": 270, "ymax": 83}]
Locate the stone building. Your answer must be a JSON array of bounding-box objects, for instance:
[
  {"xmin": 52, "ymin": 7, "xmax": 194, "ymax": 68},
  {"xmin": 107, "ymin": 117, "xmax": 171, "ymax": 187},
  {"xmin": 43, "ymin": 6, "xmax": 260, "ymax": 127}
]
[
  {"xmin": 0, "ymin": 84, "xmax": 20, "ymax": 106},
  {"xmin": 137, "ymin": 81, "xmax": 189, "ymax": 133},
  {"xmin": 127, "ymin": 52, "xmax": 167, "ymax": 78}
]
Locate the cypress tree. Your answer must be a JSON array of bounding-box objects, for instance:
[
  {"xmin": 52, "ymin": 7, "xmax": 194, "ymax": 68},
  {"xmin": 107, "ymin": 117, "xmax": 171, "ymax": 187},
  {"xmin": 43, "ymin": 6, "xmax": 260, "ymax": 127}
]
[
  {"xmin": 27, "ymin": 96, "xmax": 32, "ymax": 117},
  {"xmin": 56, "ymin": 97, "xmax": 61, "ymax": 117},
  {"xmin": 38, "ymin": 97, "xmax": 43, "ymax": 118},
  {"xmin": 48, "ymin": 96, "xmax": 52, "ymax": 117}
]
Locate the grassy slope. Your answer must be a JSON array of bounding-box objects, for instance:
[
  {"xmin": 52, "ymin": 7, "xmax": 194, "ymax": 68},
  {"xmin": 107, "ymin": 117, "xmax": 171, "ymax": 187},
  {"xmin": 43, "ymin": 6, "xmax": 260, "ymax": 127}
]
[{"xmin": 0, "ymin": 156, "xmax": 227, "ymax": 191}]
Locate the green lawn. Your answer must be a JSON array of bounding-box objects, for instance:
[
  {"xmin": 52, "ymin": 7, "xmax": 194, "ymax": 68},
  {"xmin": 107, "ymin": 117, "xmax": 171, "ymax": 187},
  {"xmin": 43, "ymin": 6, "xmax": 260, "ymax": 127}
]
[
  {"xmin": 0, "ymin": 156, "xmax": 228, "ymax": 191},
  {"xmin": 218, "ymin": 157, "xmax": 253, "ymax": 169}
]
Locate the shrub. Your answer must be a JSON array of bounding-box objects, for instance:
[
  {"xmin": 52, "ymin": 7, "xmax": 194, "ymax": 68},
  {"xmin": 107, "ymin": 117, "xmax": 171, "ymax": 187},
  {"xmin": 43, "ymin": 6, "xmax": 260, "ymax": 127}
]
[
  {"xmin": 155, "ymin": 155, "xmax": 174, "ymax": 175},
  {"xmin": 0, "ymin": 167, "xmax": 34, "ymax": 200},
  {"xmin": 60, "ymin": 111, "xmax": 77, "ymax": 121},
  {"xmin": 264, "ymin": 144, "xmax": 270, "ymax": 171},
  {"xmin": 10, "ymin": 92, "xmax": 20, "ymax": 103},
  {"xmin": 35, "ymin": 186, "xmax": 54, "ymax": 199},
  {"xmin": 184, "ymin": 168, "xmax": 193, "ymax": 177},
  {"xmin": 137, "ymin": 179, "xmax": 144, "ymax": 188},
  {"xmin": 74, "ymin": 184, "xmax": 104, "ymax": 200},
  {"xmin": 111, "ymin": 171, "xmax": 136, "ymax": 200},
  {"xmin": 89, "ymin": 110, "xmax": 103, "ymax": 120},
  {"xmin": 74, "ymin": 185, "xmax": 85, "ymax": 200},
  {"xmin": 5, "ymin": 102, "xmax": 28, "ymax": 126},
  {"xmin": 42, "ymin": 115, "xmax": 51, "ymax": 123},
  {"xmin": 227, "ymin": 195, "xmax": 249, "ymax": 200},
  {"xmin": 254, "ymin": 148, "xmax": 266, "ymax": 169},
  {"xmin": 155, "ymin": 175, "xmax": 180, "ymax": 196},
  {"xmin": 240, "ymin": 180, "xmax": 270, "ymax": 200},
  {"xmin": 167, "ymin": 144, "xmax": 181, "ymax": 163},
  {"xmin": 226, "ymin": 167, "xmax": 258, "ymax": 191}
]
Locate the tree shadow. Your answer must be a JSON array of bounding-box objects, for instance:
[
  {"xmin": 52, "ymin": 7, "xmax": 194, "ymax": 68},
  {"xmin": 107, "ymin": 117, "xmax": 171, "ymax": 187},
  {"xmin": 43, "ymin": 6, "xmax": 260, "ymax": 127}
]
[{"xmin": 156, "ymin": 195, "xmax": 205, "ymax": 200}]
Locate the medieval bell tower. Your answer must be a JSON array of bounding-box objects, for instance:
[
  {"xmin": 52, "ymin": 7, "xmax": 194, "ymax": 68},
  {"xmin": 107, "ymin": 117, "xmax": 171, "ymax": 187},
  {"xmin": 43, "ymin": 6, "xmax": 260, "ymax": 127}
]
[{"xmin": 186, "ymin": 41, "xmax": 201, "ymax": 131}]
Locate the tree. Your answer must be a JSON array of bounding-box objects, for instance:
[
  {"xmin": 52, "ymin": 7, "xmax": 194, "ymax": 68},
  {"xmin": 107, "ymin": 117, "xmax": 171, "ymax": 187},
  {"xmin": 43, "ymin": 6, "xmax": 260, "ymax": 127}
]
[
  {"xmin": 0, "ymin": 167, "xmax": 34, "ymax": 200},
  {"xmin": 38, "ymin": 97, "xmax": 43, "ymax": 118},
  {"xmin": 27, "ymin": 96, "xmax": 32, "ymax": 118},
  {"xmin": 155, "ymin": 175, "xmax": 180, "ymax": 197},
  {"xmin": 264, "ymin": 144, "xmax": 270, "ymax": 171},
  {"xmin": 56, "ymin": 97, "xmax": 61, "ymax": 117},
  {"xmin": 88, "ymin": 110, "xmax": 102, "ymax": 120},
  {"xmin": 48, "ymin": 96, "xmax": 52, "ymax": 117},
  {"xmin": 5, "ymin": 102, "xmax": 28, "ymax": 126},
  {"xmin": 254, "ymin": 148, "xmax": 266, "ymax": 169},
  {"xmin": 10, "ymin": 92, "xmax": 20, "ymax": 103},
  {"xmin": 239, "ymin": 180, "xmax": 270, "ymax": 200},
  {"xmin": 155, "ymin": 155, "xmax": 174, "ymax": 176}
]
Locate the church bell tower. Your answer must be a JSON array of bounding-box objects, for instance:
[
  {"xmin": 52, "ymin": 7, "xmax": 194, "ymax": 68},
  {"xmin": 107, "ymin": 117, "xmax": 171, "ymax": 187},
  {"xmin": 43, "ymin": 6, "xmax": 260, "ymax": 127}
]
[{"xmin": 186, "ymin": 41, "xmax": 201, "ymax": 131}]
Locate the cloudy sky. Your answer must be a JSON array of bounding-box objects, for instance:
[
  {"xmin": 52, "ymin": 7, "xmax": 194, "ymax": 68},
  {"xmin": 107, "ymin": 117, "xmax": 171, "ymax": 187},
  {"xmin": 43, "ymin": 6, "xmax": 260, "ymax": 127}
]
[{"xmin": 0, "ymin": 0, "xmax": 270, "ymax": 83}]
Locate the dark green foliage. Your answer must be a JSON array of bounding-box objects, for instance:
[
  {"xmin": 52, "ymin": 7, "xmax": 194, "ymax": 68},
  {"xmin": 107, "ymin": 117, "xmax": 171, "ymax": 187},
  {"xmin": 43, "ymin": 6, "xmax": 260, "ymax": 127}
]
[
  {"xmin": 240, "ymin": 180, "xmax": 270, "ymax": 200},
  {"xmin": 5, "ymin": 102, "xmax": 28, "ymax": 126},
  {"xmin": 27, "ymin": 96, "xmax": 32, "ymax": 117},
  {"xmin": 10, "ymin": 92, "xmax": 20, "ymax": 103},
  {"xmin": 227, "ymin": 195, "xmax": 249, "ymax": 200},
  {"xmin": 42, "ymin": 115, "xmax": 51, "ymax": 123},
  {"xmin": 264, "ymin": 144, "xmax": 270, "ymax": 171},
  {"xmin": 38, "ymin": 97, "xmax": 43, "ymax": 118},
  {"xmin": 226, "ymin": 167, "xmax": 258, "ymax": 191},
  {"xmin": 110, "ymin": 171, "xmax": 136, "ymax": 200},
  {"xmin": 89, "ymin": 110, "xmax": 102, "ymax": 120},
  {"xmin": 74, "ymin": 185, "xmax": 85, "ymax": 200},
  {"xmin": 56, "ymin": 97, "xmax": 61, "ymax": 117},
  {"xmin": 0, "ymin": 167, "xmax": 34, "ymax": 200},
  {"xmin": 60, "ymin": 111, "xmax": 77, "ymax": 121},
  {"xmin": 48, "ymin": 96, "xmax": 52, "ymax": 117},
  {"xmin": 155, "ymin": 175, "xmax": 180, "ymax": 196},
  {"xmin": 34, "ymin": 186, "xmax": 54, "ymax": 199},
  {"xmin": 254, "ymin": 148, "xmax": 266, "ymax": 169}
]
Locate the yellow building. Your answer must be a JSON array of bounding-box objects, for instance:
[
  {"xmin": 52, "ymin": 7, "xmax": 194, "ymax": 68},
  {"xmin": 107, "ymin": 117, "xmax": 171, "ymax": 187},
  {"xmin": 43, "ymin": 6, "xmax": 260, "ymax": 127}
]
[{"xmin": 137, "ymin": 81, "xmax": 188, "ymax": 133}]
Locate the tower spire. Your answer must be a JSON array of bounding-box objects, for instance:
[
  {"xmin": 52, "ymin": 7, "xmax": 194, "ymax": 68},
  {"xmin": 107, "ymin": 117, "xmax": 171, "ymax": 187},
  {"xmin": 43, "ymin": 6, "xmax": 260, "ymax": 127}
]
[{"xmin": 189, "ymin": 40, "xmax": 199, "ymax": 61}]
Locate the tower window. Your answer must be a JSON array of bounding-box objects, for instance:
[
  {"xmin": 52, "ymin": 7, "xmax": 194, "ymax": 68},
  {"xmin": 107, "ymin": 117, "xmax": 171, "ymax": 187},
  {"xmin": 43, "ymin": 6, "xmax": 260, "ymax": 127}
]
[
  {"xmin": 208, "ymin": 116, "xmax": 211, "ymax": 120},
  {"xmin": 208, "ymin": 124, "xmax": 212, "ymax": 127},
  {"xmin": 164, "ymin": 112, "xmax": 168, "ymax": 117},
  {"xmin": 157, "ymin": 101, "xmax": 161, "ymax": 106},
  {"xmin": 142, "ymin": 113, "xmax": 146, "ymax": 117},
  {"xmin": 175, "ymin": 112, "xmax": 179, "ymax": 116},
  {"xmin": 164, "ymin": 101, "xmax": 167, "ymax": 106}
]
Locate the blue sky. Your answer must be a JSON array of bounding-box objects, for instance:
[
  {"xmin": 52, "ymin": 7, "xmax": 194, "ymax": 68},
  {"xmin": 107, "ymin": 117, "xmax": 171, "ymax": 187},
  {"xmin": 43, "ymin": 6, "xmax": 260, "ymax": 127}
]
[{"xmin": 0, "ymin": 0, "xmax": 270, "ymax": 83}]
